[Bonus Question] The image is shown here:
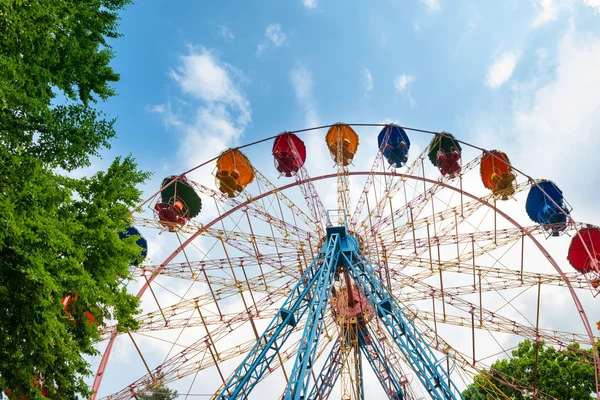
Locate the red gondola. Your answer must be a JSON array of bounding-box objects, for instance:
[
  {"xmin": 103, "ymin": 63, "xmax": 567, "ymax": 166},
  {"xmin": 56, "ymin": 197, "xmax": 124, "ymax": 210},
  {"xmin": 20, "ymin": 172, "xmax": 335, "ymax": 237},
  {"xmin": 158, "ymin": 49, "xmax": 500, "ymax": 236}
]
[
  {"xmin": 567, "ymin": 227, "xmax": 600, "ymax": 288},
  {"xmin": 272, "ymin": 133, "xmax": 306, "ymax": 177},
  {"xmin": 568, "ymin": 227, "xmax": 600, "ymax": 273}
]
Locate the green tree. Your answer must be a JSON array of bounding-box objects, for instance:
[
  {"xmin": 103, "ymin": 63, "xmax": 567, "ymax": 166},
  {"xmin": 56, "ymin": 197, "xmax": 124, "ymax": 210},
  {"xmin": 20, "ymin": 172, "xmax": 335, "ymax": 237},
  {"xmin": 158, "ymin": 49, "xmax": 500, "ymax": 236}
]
[
  {"xmin": 463, "ymin": 340, "xmax": 597, "ymax": 399},
  {"xmin": 138, "ymin": 385, "xmax": 178, "ymax": 400},
  {"xmin": 0, "ymin": 0, "xmax": 149, "ymax": 399}
]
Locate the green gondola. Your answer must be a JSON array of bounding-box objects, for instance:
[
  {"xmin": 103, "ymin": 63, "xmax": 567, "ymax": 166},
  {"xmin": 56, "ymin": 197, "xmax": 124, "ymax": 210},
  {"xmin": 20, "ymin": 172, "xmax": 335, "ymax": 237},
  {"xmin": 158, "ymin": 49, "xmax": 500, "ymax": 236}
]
[
  {"xmin": 160, "ymin": 176, "xmax": 202, "ymax": 218},
  {"xmin": 428, "ymin": 132, "xmax": 462, "ymax": 167}
]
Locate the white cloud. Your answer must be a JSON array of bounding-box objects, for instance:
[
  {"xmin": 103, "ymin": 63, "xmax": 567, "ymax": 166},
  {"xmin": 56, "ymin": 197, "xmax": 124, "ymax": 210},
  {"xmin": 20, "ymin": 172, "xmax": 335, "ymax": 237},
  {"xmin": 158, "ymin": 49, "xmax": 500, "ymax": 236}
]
[
  {"xmin": 265, "ymin": 24, "xmax": 287, "ymax": 47},
  {"xmin": 361, "ymin": 68, "xmax": 374, "ymax": 95},
  {"xmin": 290, "ymin": 66, "xmax": 319, "ymax": 127},
  {"xmin": 256, "ymin": 43, "xmax": 268, "ymax": 55},
  {"xmin": 472, "ymin": 32, "xmax": 600, "ymax": 221},
  {"xmin": 532, "ymin": 0, "xmax": 559, "ymax": 27},
  {"xmin": 393, "ymin": 73, "xmax": 416, "ymax": 106},
  {"xmin": 152, "ymin": 46, "xmax": 251, "ymax": 220},
  {"xmin": 583, "ymin": 0, "xmax": 600, "ymax": 12},
  {"xmin": 419, "ymin": 0, "xmax": 441, "ymax": 12},
  {"xmin": 303, "ymin": 0, "xmax": 317, "ymax": 8},
  {"xmin": 257, "ymin": 24, "xmax": 287, "ymax": 55},
  {"xmin": 531, "ymin": 0, "xmax": 600, "ymax": 27},
  {"xmin": 168, "ymin": 47, "xmax": 250, "ymax": 124},
  {"xmin": 413, "ymin": 21, "xmax": 421, "ymax": 32},
  {"xmin": 512, "ymin": 34, "xmax": 600, "ymax": 204},
  {"xmin": 218, "ymin": 25, "xmax": 234, "ymax": 42},
  {"xmin": 485, "ymin": 50, "xmax": 520, "ymax": 89}
]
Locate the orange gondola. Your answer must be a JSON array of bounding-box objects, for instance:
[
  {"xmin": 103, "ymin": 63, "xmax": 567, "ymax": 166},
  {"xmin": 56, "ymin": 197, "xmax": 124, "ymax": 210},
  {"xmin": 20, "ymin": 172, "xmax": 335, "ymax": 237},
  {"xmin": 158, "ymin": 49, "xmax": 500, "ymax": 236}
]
[
  {"xmin": 62, "ymin": 295, "xmax": 98, "ymax": 326},
  {"xmin": 325, "ymin": 123, "xmax": 359, "ymax": 166},
  {"xmin": 480, "ymin": 150, "xmax": 516, "ymax": 200},
  {"xmin": 216, "ymin": 149, "xmax": 255, "ymax": 198}
]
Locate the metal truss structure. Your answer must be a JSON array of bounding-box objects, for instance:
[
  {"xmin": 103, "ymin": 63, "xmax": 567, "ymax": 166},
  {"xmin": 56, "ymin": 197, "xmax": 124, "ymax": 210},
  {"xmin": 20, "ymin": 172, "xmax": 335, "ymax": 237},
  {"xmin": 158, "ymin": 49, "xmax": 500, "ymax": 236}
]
[{"xmin": 89, "ymin": 123, "xmax": 600, "ymax": 400}]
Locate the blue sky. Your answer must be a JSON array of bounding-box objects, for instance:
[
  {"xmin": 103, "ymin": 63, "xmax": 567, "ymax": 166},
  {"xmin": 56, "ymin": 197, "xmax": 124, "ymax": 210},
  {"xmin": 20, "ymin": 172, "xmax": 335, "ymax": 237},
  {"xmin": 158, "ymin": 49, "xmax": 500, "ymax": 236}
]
[
  {"xmin": 97, "ymin": 0, "xmax": 600, "ymax": 217},
  {"xmin": 89, "ymin": 0, "xmax": 600, "ymax": 397}
]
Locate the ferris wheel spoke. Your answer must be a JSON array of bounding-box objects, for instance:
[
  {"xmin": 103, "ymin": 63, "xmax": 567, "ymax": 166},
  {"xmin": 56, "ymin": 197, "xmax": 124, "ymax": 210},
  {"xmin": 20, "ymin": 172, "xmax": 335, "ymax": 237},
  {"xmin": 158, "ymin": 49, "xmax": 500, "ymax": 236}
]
[
  {"xmin": 190, "ymin": 180, "xmax": 317, "ymax": 241},
  {"xmin": 371, "ymin": 160, "xmax": 484, "ymax": 252},
  {"xmin": 131, "ymin": 251, "xmax": 303, "ymax": 280},
  {"xmin": 101, "ymin": 273, "xmax": 293, "ymax": 340},
  {"xmin": 253, "ymin": 170, "xmax": 323, "ymax": 235},
  {"xmin": 399, "ymin": 276, "xmax": 598, "ymax": 347},
  {"xmin": 103, "ymin": 281, "xmax": 301, "ymax": 399},
  {"xmin": 357, "ymin": 147, "xmax": 431, "ymax": 237},
  {"xmin": 130, "ymin": 216, "xmax": 308, "ymax": 249},
  {"xmin": 335, "ymin": 167, "xmax": 351, "ymax": 225},
  {"xmin": 295, "ymin": 164, "xmax": 328, "ymax": 233},
  {"xmin": 409, "ymin": 309, "xmax": 595, "ymax": 348},
  {"xmin": 388, "ymin": 256, "xmax": 586, "ymax": 292},
  {"xmin": 349, "ymin": 139, "xmax": 396, "ymax": 230},
  {"xmin": 203, "ymin": 227, "xmax": 308, "ymax": 251},
  {"xmin": 362, "ymin": 152, "xmax": 482, "ymax": 248},
  {"xmin": 375, "ymin": 179, "xmax": 533, "ymax": 250},
  {"xmin": 411, "ymin": 316, "xmax": 558, "ymax": 400},
  {"xmin": 384, "ymin": 223, "xmax": 574, "ymax": 257}
]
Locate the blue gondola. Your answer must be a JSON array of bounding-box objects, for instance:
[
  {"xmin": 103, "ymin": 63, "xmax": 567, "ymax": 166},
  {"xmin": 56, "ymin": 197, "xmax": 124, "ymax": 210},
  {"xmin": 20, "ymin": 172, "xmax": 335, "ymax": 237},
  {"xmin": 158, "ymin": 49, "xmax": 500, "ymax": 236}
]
[
  {"xmin": 118, "ymin": 226, "xmax": 148, "ymax": 266},
  {"xmin": 525, "ymin": 180, "xmax": 570, "ymax": 236},
  {"xmin": 377, "ymin": 124, "xmax": 411, "ymax": 167}
]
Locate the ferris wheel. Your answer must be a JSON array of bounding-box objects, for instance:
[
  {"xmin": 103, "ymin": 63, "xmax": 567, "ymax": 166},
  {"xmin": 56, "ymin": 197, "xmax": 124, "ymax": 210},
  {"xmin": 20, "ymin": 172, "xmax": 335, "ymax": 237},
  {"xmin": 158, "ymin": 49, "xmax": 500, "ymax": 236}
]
[{"xmin": 91, "ymin": 123, "xmax": 600, "ymax": 399}]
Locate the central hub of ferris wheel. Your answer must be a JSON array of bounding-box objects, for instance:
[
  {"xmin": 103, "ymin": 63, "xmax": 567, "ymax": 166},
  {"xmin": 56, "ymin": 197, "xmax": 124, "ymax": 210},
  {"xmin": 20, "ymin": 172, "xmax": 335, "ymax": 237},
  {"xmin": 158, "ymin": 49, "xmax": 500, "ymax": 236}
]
[{"xmin": 324, "ymin": 211, "xmax": 375, "ymax": 327}]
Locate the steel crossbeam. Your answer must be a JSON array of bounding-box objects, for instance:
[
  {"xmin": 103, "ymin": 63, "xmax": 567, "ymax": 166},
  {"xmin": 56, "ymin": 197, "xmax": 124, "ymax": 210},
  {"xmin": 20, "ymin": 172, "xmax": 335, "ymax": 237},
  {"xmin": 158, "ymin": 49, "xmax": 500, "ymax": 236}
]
[
  {"xmin": 345, "ymin": 252, "xmax": 463, "ymax": 399},
  {"xmin": 119, "ymin": 226, "xmax": 466, "ymax": 400},
  {"xmin": 285, "ymin": 234, "xmax": 340, "ymax": 399},
  {"xmin": 306, "ymin": 340, "xmax": 342, "ymax": 400},
  {"xmin": 349, "ymin": 125, "xmax": 393, "ymax": 230},
  {"xmin": 214, "ymin": 235, "xmax": 338, "ymax": 400},
  {"xmin": 190, "ymin": 181, "xmax": 316, "ymax": 240},
  {"xmin": 358, "ymin": 325, "xmax": 406, "ymax": 400},
  {"xmin": 253, "ymin": 170, "xmax": 323, "ymax": 235}
]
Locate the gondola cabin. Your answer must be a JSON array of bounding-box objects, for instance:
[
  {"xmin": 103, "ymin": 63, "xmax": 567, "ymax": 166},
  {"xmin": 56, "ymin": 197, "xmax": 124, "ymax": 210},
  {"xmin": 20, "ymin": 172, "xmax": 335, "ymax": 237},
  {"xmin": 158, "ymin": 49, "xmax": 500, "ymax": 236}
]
[
  {"xmin": 568, "ymin": 227, "xmax": 600, "ymax": 288},
  {"xmin": 272, "ymin": 133, "xmax": 306, "ymax": 177},
  {"xmin": 4, "ymin": 378, "xmax": 47, "ymax": 399},
  {"xmin": 325, "ymin": 124, "xmax": 359, "ymax": 167},
  {"xmin": 118, "ymin": 226, "xmax": 148, "ymax": 266},
  {"xmin": 525, "ymin": 181, "xmax": 570, "ymax": 236},
  {"xmin": 428, "ymin": 132, "xmax": 461, "ymax": 177},
  {"xmin": 378, "ymin": 124, "xmax": 411, "ymax": 168},
  {"xmin": 216, "ymin": 149, "xmax": 255, "ymax": 198},
  {"xmin": 480, "ymin": 150, "xmax": 516, "ymax": 200},
  {"xmin": 62, "ymin": 295, "xmax": 98, "ymax": 326},
  {"xmin": 154, "ymin": 176, "xmax": 202, "ymax": 232}
]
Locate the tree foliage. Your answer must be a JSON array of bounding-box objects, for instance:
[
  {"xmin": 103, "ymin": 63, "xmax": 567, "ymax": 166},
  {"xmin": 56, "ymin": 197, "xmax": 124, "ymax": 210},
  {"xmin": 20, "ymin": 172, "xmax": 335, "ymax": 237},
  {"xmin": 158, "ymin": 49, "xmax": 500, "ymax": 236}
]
[
  {"xmin": 463, "ymin": 340, "xmax": 597, "ymax": 399},
  {"xmin": 0, "ymin": 0, "xmax": 149, "ymax": 398},
  {"xmin": 138, "ymin": 385, "xmax": 178, "ymax": 400}
]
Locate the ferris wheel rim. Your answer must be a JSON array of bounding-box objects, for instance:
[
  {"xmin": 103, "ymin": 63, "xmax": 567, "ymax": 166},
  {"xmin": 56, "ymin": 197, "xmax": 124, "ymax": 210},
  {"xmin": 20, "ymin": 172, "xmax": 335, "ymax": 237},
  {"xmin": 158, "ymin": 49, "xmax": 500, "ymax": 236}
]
[{"xmin": 92, "ymin": 166, "xmax": 600, "ymax": 399}]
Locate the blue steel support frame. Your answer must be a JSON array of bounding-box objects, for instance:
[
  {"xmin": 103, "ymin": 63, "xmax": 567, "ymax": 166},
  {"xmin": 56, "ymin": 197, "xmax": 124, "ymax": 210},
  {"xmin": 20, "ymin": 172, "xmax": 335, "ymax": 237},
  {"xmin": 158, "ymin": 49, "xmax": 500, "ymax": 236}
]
[
  {"xmin": 358, "ymin": 325, "xmax": 406, "ymax": 400},
  {"xmin": 284, "ymin": 234, "xmax": 340, "ymax": 399},
  {"xmin": 306, "ymin": 340, "xmax": 342, "ymax": 400},
  {"xmin": 215, "ymin": 233, "xmax": 340, "ymax": 400},
  {"xmin": 216, "ymin": 225, "xmax": 463, "ymax": 399},
  {"xmin": 343, "ymin": 251, "xmax": 463, "ymax": 399}
]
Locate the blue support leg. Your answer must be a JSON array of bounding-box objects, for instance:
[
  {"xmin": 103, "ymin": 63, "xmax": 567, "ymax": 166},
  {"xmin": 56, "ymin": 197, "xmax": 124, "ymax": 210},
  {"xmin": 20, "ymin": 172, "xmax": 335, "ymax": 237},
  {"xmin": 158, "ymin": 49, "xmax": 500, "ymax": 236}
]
[
  {"xmin": 306, "ymin": 339, "xmax": 342, "ymax": 400},
  {"xmin": 215, "ymin": 236, "xmax": 339, "ymax": 399},
  {"xmin": 284, "ymin": 235, "xmax": 340, "ymax": 400},
  {"xmin": 358, "ymin": 325, "xmax": 406, "ymax": 399},
  {"xmin": 342, "ymin": 252, "xmax": 463, "ymax": 400}
]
